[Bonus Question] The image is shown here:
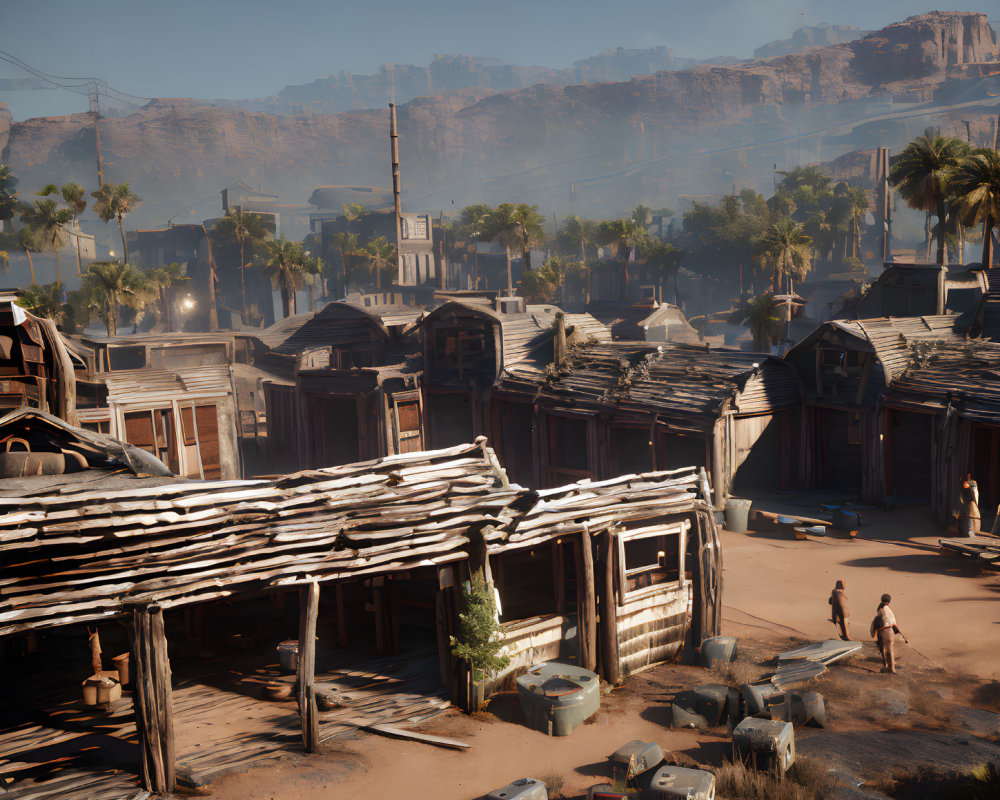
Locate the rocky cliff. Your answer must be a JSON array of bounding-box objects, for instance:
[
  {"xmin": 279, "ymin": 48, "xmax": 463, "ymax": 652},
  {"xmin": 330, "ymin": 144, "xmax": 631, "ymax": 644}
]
[
  {"xmin": 754, "ymin": 24, "xmax": 870, "ymax": 59},
  {"xmin": 2, "ymin": 12, "xmax": 997, "ymax": 225}
]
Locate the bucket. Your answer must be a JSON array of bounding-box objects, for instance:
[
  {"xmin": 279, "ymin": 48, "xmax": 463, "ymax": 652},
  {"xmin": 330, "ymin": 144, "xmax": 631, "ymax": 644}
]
[
  {"xmin": 699, "ymin": 635, "xmax": 737, "ymax": 668},
  {"xmin": 277, "ymin": 640, "xmax": 299, "ymax": 673},
  {"xmin": 82, "ymin": 675, "xmax": 101, "ymax": 705},
  {"xmin": 724, "ymin": 498, "xmax": 752, "ymax": 532},
  {"xmin": 112, "ymin": 653, "xmax": 130, "ymax": 685}
]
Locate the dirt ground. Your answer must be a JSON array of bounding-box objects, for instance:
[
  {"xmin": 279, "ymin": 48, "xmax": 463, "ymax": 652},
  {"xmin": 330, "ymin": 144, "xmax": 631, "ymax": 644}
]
[{"xmin": 205, "ymin": 497, "xmax": 1000, "ymax": 800}]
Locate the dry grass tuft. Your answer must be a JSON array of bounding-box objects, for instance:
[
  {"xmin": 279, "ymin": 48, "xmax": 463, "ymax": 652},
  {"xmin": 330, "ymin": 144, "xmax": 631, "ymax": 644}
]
[
  {"xmin": 712, "ymin": 657, "xmax": 767, "ymax": 687},
  {"xmin": 715, "ymin": 755, "xmax": 832, "ymax": 800},
  {"xmin": 539, "ymin": 773, "xmax": 565, "ymax": 799}
]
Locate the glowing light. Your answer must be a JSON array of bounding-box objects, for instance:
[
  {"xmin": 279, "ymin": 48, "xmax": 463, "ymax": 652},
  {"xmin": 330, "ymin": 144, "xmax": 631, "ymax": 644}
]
[{"xmin": 181, "ymin": 297, "xmax": 196, "ymax": 312}]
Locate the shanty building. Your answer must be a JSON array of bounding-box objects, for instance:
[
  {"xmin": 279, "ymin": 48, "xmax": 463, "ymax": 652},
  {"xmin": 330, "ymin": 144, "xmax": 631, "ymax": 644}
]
[
  {"xmin": 884, "ymin": 340, "xmax": 1000, "ymax": 525},
  {"xmin": 490, "ymin": 340, "xmax": 800, "ymax": 499},
  {"xmin": 0, "ymin": 427, "xmax": 721, "ymax": 799},
  {"xmin": 74, "ymin": 365, "xmax": 241, "ymax": 480},
  {"xmin": 784, "ymin": 315, "xmax": 964, "ymax": 501},
  {"xmin": 0, "ymin": 295, "xmax": 78, "ymax": 423},
  {"xmin": 261, "ymin": 301, "xmax": 423, "ymax": 472},
  {"xmin": 419, "ymin": 299, "xmax": 611, "ymax": 450}
]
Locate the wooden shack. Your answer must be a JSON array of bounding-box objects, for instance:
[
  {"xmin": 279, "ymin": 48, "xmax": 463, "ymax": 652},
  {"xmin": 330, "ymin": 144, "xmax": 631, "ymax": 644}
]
[
  {"xmin": 491, "ymin": 341, "xmax": 800, "ymax": 500},
  {"xmin": 0, "ymin": 295, "xmax": 77, "ymax": 423},
  {"xmin": 784, "ymin": 315, "xmax": 964, "ymax": 500},
  {"xmin": 885, "ymin": 340, "xmax": 1000, "ymax": 525},
  {"xmin": 0, "ymin": 436, "xmax": 721, "ymax": 798},
  {"xmin": 74, "ymin": 365, "xmax": 241, "ymax": 479},
  {"xmin": 420, "ymin": 300, "xmax": 610, "ymax": 449},
  {"xmin": 260, "ymin": 302, "xmax": 423, "ymax": 471}
]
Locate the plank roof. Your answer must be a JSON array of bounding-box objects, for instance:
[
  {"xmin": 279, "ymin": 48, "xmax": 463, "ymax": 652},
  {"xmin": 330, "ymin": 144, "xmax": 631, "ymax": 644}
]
[
  {"xmin": 0, "ymin": 439, "xmax": 709, "ymax": 636},
  {"xmin": 495, "ymin": 341, "xmax": 797, "ymax": 431}
]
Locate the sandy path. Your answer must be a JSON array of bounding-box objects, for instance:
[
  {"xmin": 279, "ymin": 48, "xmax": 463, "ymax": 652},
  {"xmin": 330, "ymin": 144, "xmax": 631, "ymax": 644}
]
[
  {"xmin": 720, "ymin": 498, "xmax": 1000, "ymax": 679},
  {"xmin": 205, "ymin": 680, "xmax": 710, "ymax": 800}
]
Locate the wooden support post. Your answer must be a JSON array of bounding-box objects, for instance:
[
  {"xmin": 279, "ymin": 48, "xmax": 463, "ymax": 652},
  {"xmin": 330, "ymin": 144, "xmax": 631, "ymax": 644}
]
[
  {"xmin": 297, "ymin": 581, "xmax": 320, "ymax": 753},
  {"xmin": 127, "ymin": 603, "xmax": 175, "ymax": 794},
  {"xmin": 580, "ymin": 527, "xmax": 598, "ymax": 673},
  {"xmin": 600, "ymin": 529, "xmax": 621, "ymax": 686},
  {"xmin": 553, "ymin": 540, "xmax": 566, "ymax": 615}
]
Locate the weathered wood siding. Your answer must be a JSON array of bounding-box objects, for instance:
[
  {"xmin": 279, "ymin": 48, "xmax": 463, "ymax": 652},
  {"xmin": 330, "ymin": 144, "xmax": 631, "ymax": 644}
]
[
  {"xmin": 489, "ymin": 614, "xmax": 567, "ymax": 692},
  {"xmin": 616, "ymin": 583, "xmax": 691, "ymax": 677}
]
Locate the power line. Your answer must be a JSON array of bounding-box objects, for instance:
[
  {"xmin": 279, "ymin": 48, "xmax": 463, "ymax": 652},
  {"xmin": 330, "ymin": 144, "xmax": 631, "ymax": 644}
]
[{"xmin": 0, "ymin": 50, "xmax": 153, "ymax": 108}]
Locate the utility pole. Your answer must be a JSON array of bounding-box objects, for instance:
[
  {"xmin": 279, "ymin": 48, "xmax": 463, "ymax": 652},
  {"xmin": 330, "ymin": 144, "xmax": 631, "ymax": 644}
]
[
  {"xmin": 90, "ymin": 84, "xmax": 104, "ymax": 188},
  {"xmin": 876, "ymin": 146, "xmax": 891, "ymax": 264},
  {"xmin": 389, "ymin": 103, "xmax": 404, "ymax": 286}
]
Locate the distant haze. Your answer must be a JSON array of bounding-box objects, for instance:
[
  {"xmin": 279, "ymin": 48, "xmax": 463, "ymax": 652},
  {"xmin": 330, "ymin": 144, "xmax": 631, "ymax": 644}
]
[{"xmin": 2, "ymin": 0, "xmax": 955, "ymax": 119}]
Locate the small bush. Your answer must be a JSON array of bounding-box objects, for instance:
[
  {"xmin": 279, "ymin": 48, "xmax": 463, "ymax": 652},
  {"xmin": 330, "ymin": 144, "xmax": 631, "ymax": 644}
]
[{"xmin": 540, "ymin": 773, "xmax": 565, "ymax": 799}]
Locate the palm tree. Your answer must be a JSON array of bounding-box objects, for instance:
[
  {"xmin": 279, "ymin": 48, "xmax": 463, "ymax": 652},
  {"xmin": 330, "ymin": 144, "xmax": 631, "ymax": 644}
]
[
  {"xmin": 459, "ymin": 203, "xmax": 493, "ymax": 287},
  {"xmin": 640, "ymin": 237, "xmax": 684, "ymax": 304},
  {"xmin": 81, "ymin": 261, "xmax": 146, "ymax": 336},
  {"xmin": 146, "ymin": 262, "xmax": 187, "ymax": 331},
  {"xmin": 20, "ymin": 198, "xmax": 72, "ymax": 283},
  {"xmin": 331, "ymin": 231, "xmax": 359, "ymax": 296},
  {"xmin": 598, "ymin": 217, "xmax": 647, "ymax": 300},
  {"xmin": 19, "ymin": 220, "xmax": 46, "ymax": 284},
  {"xmin": 91, "ymin": 183, "xmax": 141, "ymax": 264},
  {"xmin": 40, "ymin": 183, "xmax": 87, "ymax": 276},
  {"xmin": 480, "ymin": 203, "xmax": 546, "ymax": 296},
  {"xmin": 261, "ymin": 236, "xmax": 313, "ymax": 318},
  {"xmin": 357, "ymin": 236, "xmax": 397, "ymax": 290},
  {"xmin": 733, "ymin": 293, "xmax": 784, "ymax": 352},
  {"xmin": 837, "ymin": 183, "xmax": 870, "ymax": 260},
  {"xmin": 343, "ymin": 203, "xmax": 362, "ymax": 234},
  {"xmin": 890, "ymin": 130, "xmax": 969, "ymax": 265},
  {"xmin": 17, "ymin": 282, "xmax": 66, "ymax": 325},
  {"xmin": 215, "ymin": 209, "xmax": 270, "ymax": 319},
  {"xmin": 951, "ymin": 147, "xmax": 1000, "ymax": 270},
  {"xmin": 0, "ymin": 165, "xmax": 18, "ymax": 226},
  {"xmin": 754, "ymin": 217, "xmax": 813, "ymax": 293},
  {"xmin": 562, "ymin": 214, "xmax": 598, "ymax": 262}
]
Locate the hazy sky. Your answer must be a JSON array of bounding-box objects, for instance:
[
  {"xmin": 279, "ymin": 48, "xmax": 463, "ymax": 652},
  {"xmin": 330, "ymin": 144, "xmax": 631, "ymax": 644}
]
[{"xmin": 0, "ymin": 0, "xmax": 978, "ymax": 119}]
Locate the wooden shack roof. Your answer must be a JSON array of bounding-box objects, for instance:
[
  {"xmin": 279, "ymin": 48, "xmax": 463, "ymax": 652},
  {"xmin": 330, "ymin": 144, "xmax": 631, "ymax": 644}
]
[
  {"xmin": 0, "ymin": 439, "xmax": 710, "ymax": 637},
  {"xmin": 495, "ymin": 341, "xmax": 798, "ymax": 432},
  {"xmin": 787, "ymin": 315, "xmax": 965, "ymax": 383},
  {"xmin": 422, "ymin": 300, "xmax": 610, "ymax": 369},
  {"xmin": 267, "ymin": 302, "xmax": 417, "ymax": 357},
  {"xmin": 97, "ymin": 365, "xmax": 235, "ymax": 405},
  {"xmin": 886, "ymin": 340, "xmax": 1000, "ymax": 423}
]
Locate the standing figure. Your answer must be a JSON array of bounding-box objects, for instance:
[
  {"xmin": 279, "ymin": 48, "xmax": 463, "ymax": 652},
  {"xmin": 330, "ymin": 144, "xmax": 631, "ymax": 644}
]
[
  {"xmin": 957, "ymin": 477, "xmax": 981, "ymax": 537},
  {"xmin": 870, "ymin": 593, "xmax": 908, "ymax": 674},
  {"xmin": 828, "ymin": 579, "xmax": 851, "ymax": 641}
]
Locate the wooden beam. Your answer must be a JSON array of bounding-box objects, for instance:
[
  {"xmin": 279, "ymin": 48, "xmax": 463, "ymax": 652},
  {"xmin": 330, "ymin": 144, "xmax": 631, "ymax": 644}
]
[
  {"xmin": 599, "ymin": 529, "xmax": 620, "ymax": 686},
  {"xmin": 297, "ymin": 581, "xmax": 320, "ymax": 753},
  {"xmin": 580, "ymin": 527, "xmax": 598, "ymax": 672},
  {"xmin": 127, "ymin": 603, "xmax": 175, "ymax": 794}
]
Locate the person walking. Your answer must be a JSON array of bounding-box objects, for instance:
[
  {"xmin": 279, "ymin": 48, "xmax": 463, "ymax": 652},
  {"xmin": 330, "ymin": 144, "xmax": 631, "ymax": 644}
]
[
  {"xmin": 828, "ymin": 579, "xmax": 851, "ymax": 641},
  {"xmin": 870, "ymin": 593, "xmax": 908, "ymax": 673}
]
